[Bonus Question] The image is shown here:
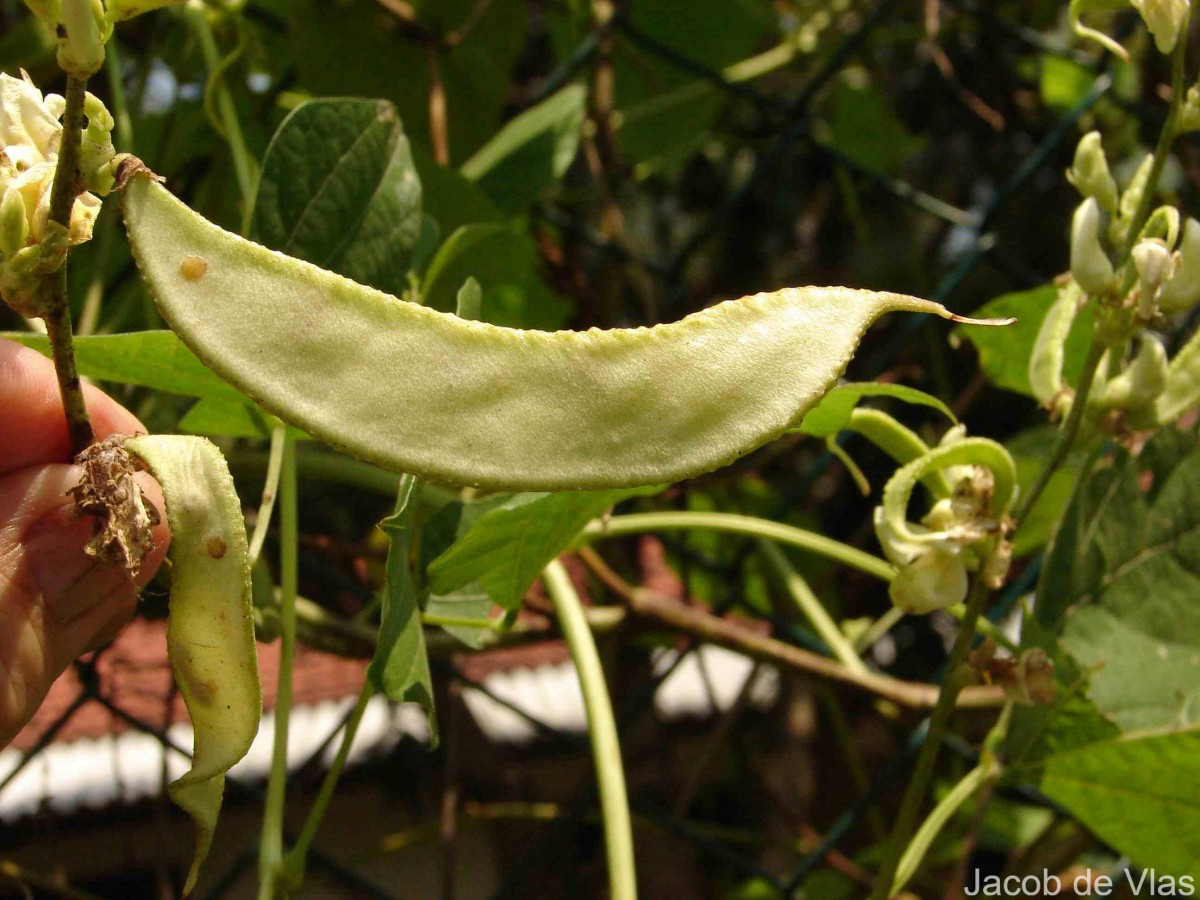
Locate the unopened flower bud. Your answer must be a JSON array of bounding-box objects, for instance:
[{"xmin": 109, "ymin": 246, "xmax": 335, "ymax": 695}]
[
  {"xmin": 57, "ymin": 0, "xmax": 108, "ymax": 77},
  {"xmin": 1133, "ymin": 237, "xmax": 1173, "ymax": 318},
  {"xmin": 1068, "ymin": 131, "xmax": 1119, "ymax": 213},
  {"xmin": 1071, "ymin": 198, "xmax": 1116, "ymax": 295},
  {"xmin": 1111, "ymin": 154, "xmax": 1154, "ymax": 250},
  {"xmin": 0, "ymin": 188, "xmax": 28, "ymax": 258},
  {"xmin": 1132, "ymin": 0, "xmax": 1190, "ymax": 54},
  {"xmin": 1159, "ymin": 217, "xmax": 1200, "ymax": 312},
  {"xmin": 1101, "ymin": 332, "xmax": 1169, "ymax": 410}
]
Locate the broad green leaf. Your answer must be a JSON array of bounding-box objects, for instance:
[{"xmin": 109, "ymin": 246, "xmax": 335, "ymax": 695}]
[
  {"xmin": 368, "ymin": 476, "xmax": 437, "ymax": 743},
  {"xmin": 954, "ymin": 284, "xmax": 1095, "ymax": 398},
  {"xmin": 797, "ymin": 382, "xmax": 955, "ymax": 438},
  {"xmin": 253, "ymin": 98, "xmax": 423, "ymax": 296},
  {"xmin": 823, "ymin": 78, "xmax": 923, "ymax": 175},
  {"xmin": 418, "ymin": 494, "xmax": 513, "ymax": 647},
  {"xmin": 420, "ymin": 223, "xmax": 571, "ymax": 329},
  {"xmin": 1041, "ymin": 729, "xmax": 1200, "ymax": 882},
  {"xmin": 1039, "ymin": 428, "xmax": 1200, "ymax": 731},
  {"xmin": 462, "ymin": 84, "xmax": 586, "ymax": 213},
  {"xmin": 3, "ymin": 331, "xmax": 244, "ymax": 401},
  {"xmin": 179, "ymin": 398, "xmax": 273, "ymax": 439},
  {"xmin": 424, "ymin": 588, "xmax": 496, "ymax": 649},
  {"xmin": 411, "ymin": 142, "xmax": 502, "ymax": 236},
  {"xmin": 290, "ymin": 0, "xmax": 526, "ymax": 161},
  {"xmin": 428, "ymin": 487, "xmax": 661, "ymax": 611}
]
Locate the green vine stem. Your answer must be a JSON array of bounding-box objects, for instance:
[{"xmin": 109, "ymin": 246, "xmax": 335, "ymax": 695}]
[
  {"xmin": 44, "ymin": 75, "xmax": 94, "ymax": 457},
  {"xmin": 185, "ymin": 0, "xmax": 257, "ymax": 224},
  {"xmin": 1116, "ymin": 17, "xmax": 1189, "ymax": 261},
  {"xmin": 247, "ymin": 424, "xmax": 287, "ymax": 566},
  {"xmin": 1012, "ymin": 330, "xmax": 1106, "ymax": 528},
  {"xmin": 79, "ymin": 45, "xmax": 135, "ymax": 337},
  {"xmin": 582, "ymin": 511, "xmax": 895, "ymax": 583},
  {"xmin": 280, "ymin": 679, "xmax": 375, "ymax": 889},
  {"xmin": 758, "ymin": 540, "xmax": 868, "ymax": 673},
  {"xmin": 868, "ymin": 568, "xmax": 993, "ymax": 899},
  {"xmin": 258, "ymin": 431, "xmax": 297, "ymax": 900},
  {"xmin": 543, "ymin": 558, "xmax": 638, "ymax": 900}
]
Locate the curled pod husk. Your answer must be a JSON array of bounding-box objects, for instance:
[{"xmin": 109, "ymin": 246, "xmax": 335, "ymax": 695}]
[
  {"xmin": 122, "ymin": 176, "xmax": 1006, "ymax": 492},
  {"xmin": 124, "ymin": 435, "xmax": 261, "ymax": 896}
]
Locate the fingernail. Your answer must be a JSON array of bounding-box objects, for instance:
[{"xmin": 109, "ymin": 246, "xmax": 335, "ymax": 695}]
[{"xmin": 24, "ymin": 512, "xmax": 130, "ymax": 625}]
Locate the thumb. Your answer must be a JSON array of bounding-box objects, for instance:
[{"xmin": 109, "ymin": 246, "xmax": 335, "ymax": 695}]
[{"xmin": 0, "ymin": 463, "xmax": 168, "ymax": 744}]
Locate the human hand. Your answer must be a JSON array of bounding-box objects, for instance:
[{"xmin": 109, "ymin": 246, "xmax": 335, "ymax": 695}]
[{"xmin": 0, "ymin": 336, "xmax": 170, "ymax": 746}]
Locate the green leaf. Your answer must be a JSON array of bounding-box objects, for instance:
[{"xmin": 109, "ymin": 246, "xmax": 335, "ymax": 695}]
[
  {"xmin": 424, "ymin": 588, "xmax": 496, "ymax": 649},
  {"xmin": 428, "ymin": 487, "xmax": 661, "ymax": 612},
  {"xmin": 290, "ymin": 0, "xmax": 526, "ymax": 162},
  {"xmin": 411, "ymin": 142, "xmax": 503, "ymax": 236},
  {"xmin": 1040, "ymin": 56, "xmax": 1094, "ymax": 111},
  {"xmin": 253, "ymin": 97, "xmax": 423, "ymax": 296},
  {"xmin": 592, "ymin": 0, "xmax": 770, "ymax": 168},
  {"xmin": 3, "ymin": 331, "xmax": 244, "ymax": 401},
  {"xmin": 179, "ymin": 398, "xmax": 272, "ymax": 438},
  {"xmin": 796, "ymin": 382, "xmax": 955, "ymax": 438},
  {"xmin": 823, "ymin": 78, "xmax": 923, "ymax": 175},
  {"xmin": 1038, "ymin": 428, "xmax": 1200, "ymax": 731},
  {"xmin": 420, "ymin": 223, "xmax": 571, "ymax": 329},
  {"xmin": 418, "ymin": 494, "xmax": 513, "ymax": 647},
  {"xmin": 368, "ymin": 476, "xmax": 437, "ymax": 743},
  {"xmin": 1007, "ymin": 426, "xmax": 1082, "ymax": 557},
  {"xmin": 462, "ymin": 84, "xmax": 586, "ymax": 213},
  {"xmin": 954, "ymin": 285, "xmax": 1095, "ymax": 398},
  {"xmin": 1041, "ymin": 729, "xmax": 1200, "ymax": 882}
]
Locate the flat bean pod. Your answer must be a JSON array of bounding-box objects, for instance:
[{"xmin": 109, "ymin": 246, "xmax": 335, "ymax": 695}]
[
  {"xmin": 123, "ymin": 177, "xmax": 1001, "ymax": 491},
  {"xmin": 124, "ymin": 435, "xmax": 261, "ymax": 895}
]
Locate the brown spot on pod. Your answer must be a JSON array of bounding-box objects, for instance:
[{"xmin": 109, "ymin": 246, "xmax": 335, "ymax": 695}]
[
  {"xmin": 180, "ymin": 255, "xmax": 208, "ymax": 281},
  {"xmin": 206, "ymin": 535, "xmax": 227, "ymax": 558}
]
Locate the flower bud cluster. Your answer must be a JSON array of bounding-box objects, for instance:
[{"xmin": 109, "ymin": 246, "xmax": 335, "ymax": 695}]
[
  {"xmin": 1067, "ymin": 132, "xmax": 1200, "ymax": 318},
  {"xmin": 0, "ymin": 71, "xmax": 116, "ymax": 316}
]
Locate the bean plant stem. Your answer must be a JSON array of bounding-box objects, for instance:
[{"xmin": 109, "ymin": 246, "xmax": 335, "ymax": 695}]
[
  {"xmin": 43, "ymin": 75, "xmax": 94, "ymax": 457},
  {"xmin": 583, "ymin": 511, "xmax": 895, "ymax": 583},
  {"xmin": 281, "ymin": 679, "xmax": 375, "ymax": 887},
  {"xmin": 1011, "ymin": 335, "xmax": 1105, "ymax": 528},
  {"xmin": 1117, "ymin": 21, "xmax": 1188, "ymax": 261},
  {"xmin": 258, "ymin": 432, "xmax": 298, "ymax": 900},
  {"xmin": 79, "ymin": 45, "xmax": 134, "ymax": 337},
  {"xmin": 867, "ymin": 571, "xmax": 992, "ymax": 900},
  {"xmin": 542, "ymin": 559, "xmax": 637, "ymax": 900}
]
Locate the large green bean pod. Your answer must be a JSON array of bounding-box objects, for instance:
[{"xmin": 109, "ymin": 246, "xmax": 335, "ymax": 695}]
[
  {"xmin": 123, "ymin": 176, "xmax": 999, "ymax": 491},
  {"xmin": 124, "ymin": 435, "xmax": 261, "ymax": 895}
]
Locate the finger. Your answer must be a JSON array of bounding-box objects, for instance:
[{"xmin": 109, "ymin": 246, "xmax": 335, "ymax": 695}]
[
  {"xmin": 0, "ymin": 464, "xmax": 169, "ymax": 745},
  {"xmin": 0, "ymin": 336, "xmax": 147, "ymax": 474}
]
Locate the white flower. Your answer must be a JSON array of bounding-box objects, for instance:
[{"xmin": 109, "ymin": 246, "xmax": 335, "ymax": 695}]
[
  {"xmin": 874, "ymin": 508, "xmax": 969, "ymax": 614},
  {"xmin": 1132, "ymin": 237, "xmax": 1174, "ymax": 318},
  {"xmin": 1132, "ymin": 0, "xmax": 1190, "ymax": 54},
  {"xmin": 0, "ymin": 71, "xmax": 101, "ymax": 254}
]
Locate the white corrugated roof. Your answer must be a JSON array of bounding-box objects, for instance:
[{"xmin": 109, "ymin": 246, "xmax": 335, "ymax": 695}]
[{"xmin": 0, "ymin": 645, "xmax": 777, "ymax": 820}]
